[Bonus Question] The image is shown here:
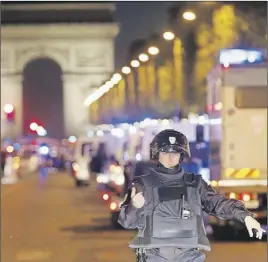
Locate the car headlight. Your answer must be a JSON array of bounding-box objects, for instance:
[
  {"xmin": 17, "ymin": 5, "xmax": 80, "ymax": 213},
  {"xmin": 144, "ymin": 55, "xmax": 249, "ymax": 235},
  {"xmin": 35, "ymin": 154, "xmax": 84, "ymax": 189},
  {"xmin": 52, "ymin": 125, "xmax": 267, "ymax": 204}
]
[
  {"xmin": 114, "ymin": 175, "xmax": 125, "ymax": 186},
  {"xmin": 109, "ymin": 165, "xmax": 122, "ymax": 174},
  {"xmin": 96, "ymin": 174, "xmax": 109, "ymax": 184}
]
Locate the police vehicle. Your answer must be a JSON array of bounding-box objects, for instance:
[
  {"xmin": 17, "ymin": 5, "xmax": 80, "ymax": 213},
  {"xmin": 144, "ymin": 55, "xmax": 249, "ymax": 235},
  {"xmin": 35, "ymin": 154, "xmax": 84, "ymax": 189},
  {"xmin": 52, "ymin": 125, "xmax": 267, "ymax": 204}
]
[{"xmin": 207, "ymin": 48, "xmax": 267, "ymax": 240}]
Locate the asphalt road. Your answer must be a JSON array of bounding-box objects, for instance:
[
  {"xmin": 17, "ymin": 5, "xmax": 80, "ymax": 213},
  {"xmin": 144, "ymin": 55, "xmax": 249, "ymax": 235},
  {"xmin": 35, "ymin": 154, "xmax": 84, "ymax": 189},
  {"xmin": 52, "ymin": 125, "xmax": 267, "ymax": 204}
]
[{"xmin": 2, "ymin": 171, "xmax": 267, "ymax": 262}]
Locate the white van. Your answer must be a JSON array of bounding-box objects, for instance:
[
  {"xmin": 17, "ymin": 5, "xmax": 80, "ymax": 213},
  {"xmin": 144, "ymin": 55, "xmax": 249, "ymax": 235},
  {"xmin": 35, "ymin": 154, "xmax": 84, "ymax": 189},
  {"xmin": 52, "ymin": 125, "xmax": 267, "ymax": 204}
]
[{"xmin": 72, "ymin": 137, "xmax": 96, "ymax": 187}]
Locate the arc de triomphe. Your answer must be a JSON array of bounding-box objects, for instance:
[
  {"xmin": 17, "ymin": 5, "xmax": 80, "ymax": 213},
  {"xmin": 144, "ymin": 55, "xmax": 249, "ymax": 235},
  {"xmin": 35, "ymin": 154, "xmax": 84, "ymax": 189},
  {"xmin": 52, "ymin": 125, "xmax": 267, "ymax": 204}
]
[{"xmin": 1, "ymin": 3, "xmax": 118, "ymax": 138}]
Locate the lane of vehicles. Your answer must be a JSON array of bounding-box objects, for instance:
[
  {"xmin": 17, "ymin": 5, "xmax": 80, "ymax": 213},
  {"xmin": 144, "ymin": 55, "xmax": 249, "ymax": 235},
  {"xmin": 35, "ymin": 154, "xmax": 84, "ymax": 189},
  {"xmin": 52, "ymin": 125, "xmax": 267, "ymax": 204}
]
[
  {"xmin": 206, "ymin": 48, "xmax": 267, "ymax": 240},
  {"xmin": 84, "ymin": 118, "xmax": 213, "ymax": 228},
  {"xmin": 73, "ymin": 118, "xmax": 209, "ymax": 189},
  {"xmin": 99, "ymin": 48, "xmax": 267, "ymax": 238},
  {"xmin": 75, "ymin": 48, "xmax": 267, "ymax": 238}
]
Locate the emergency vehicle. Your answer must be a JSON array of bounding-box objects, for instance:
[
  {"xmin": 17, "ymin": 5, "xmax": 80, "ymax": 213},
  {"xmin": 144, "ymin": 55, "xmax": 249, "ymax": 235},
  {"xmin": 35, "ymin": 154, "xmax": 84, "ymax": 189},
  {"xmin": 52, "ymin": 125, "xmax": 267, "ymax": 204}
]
[
  {"xmin": 73, "ymin": 133, "xmax": 126, "ymax": 187},
  {"xmin": 96, "ymin": 120, "xmax": 212, "ymax": 228},
  {"xmin": 119, "ymin": 119, "xmax": 210, "ymax": 181},
  {"xmin": 207, "ymin": 48, "xmax": 267, "ymax": 240}
]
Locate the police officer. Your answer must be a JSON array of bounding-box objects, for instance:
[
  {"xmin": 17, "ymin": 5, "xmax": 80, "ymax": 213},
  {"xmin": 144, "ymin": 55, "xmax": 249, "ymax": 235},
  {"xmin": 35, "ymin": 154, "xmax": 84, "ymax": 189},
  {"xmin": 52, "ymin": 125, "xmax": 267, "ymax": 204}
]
[{"xmin": 118, "ymin": 129, "xmax": 265, "ymax": 262}]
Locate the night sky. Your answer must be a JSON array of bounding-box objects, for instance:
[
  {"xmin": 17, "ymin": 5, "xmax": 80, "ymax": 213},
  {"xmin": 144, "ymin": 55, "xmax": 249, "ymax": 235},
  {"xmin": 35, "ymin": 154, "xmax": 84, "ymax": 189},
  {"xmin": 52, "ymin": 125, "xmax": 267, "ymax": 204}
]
[
  {"xmin": 3, "ymin": 1, "xmax": 265, "ymax": 138},
  {"xmin": 115, "ymin": 1, "xmax": 176, "ymax": 68}
]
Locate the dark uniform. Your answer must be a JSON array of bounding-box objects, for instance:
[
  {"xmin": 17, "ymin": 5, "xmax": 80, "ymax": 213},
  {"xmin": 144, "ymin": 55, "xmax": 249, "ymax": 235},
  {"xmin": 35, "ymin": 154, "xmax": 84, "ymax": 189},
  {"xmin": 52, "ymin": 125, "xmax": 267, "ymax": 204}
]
[{"xmin": 118, "ymin": 129, "xmax": 253, "ymax": 262}]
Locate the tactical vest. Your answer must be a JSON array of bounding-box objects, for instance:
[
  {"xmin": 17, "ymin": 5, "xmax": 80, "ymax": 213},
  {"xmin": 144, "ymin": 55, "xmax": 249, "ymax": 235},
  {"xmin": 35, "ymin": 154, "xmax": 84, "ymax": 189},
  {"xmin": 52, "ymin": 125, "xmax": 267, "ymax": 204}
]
[{"xmin": 129, "ymin": 169, "xmax": 211, "ymax": 251}]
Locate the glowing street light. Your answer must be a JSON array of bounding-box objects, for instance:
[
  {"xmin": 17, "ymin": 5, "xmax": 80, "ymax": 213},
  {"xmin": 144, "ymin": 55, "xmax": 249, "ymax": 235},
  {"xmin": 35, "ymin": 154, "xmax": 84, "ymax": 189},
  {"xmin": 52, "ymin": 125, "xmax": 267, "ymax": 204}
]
[
  {"xmin": 111, "ymin": 73, "xmax": 122, "ymax": 84},
  {"xmin": 36, "ymin": 126, "xmax": 47, "ymax": 136},
  {"xmin": 130, "ymin": 60, "xmax": 140, "ymax": 68},
  {"xmin": 105, "ymin": 81, "xmax": 114, "ymax": 89},
  {"xmin": 102, "ymin": 84, "xmax": 110, "ymax": 92},
  {"xmin": 148, "ymin": 46, "xmax": 159, "ymax": 56},
  {"xmin": 122, "ymin": 66, "xmax": 131, "ymax": 74},
  {"xmin": 163, "ymin": 31, "xmax": 175, "ymax": 41},
  {"xmin": 3, "ymin": 104, "xmax": 14, "ymax": 114},
  {"xmin": 182, "ymin": 11, "xmax": 196, "ymax": 21},
  {"xmin": 30, "ymin": 122, "xmax": 38, "ymax": 131},
  {"xmin": 139, "ymin": 53, "xmax": 149, "ymax": 62}
]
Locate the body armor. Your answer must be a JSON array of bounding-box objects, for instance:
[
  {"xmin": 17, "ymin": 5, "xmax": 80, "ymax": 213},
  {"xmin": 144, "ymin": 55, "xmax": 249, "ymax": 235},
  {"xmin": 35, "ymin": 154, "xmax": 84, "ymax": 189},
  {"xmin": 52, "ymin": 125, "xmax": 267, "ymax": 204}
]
[{"xmin": 129, "ymin": 168, "xmax": 211, "ymax": 251}]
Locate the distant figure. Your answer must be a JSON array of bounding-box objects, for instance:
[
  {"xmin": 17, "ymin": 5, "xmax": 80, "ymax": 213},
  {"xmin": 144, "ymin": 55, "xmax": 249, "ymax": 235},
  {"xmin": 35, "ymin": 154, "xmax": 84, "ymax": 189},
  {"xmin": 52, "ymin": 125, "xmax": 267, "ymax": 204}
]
[
  {"xmin": 59, "ymin": 154, "xmax": 66, "ymax": 170},
  {"xmin": 90, "ymin": 143, "xmax": 108, "ymax": 174},
  {"xmin": 2, "ymin": 156, "xmax": 18, "ymax": 184},
  {"xmin": 1, "ymin": 151, "xmax": 7, "ymax": 173},
  {"xmin": 122, "ymin": 161, "xmax": 133, "ymax": 196},
  {"xmin": 38, "ymin": 156, "xmax": 49, "ymax": 180}
]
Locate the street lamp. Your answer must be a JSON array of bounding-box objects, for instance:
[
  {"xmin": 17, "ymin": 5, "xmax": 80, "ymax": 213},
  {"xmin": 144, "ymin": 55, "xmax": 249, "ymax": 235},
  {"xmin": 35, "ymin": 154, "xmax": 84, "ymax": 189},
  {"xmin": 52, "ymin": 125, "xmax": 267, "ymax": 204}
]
[
  {"xmin": 130, "ymin": 60, "xmax": 140, "ymax": 68},
  {"xmin": 36, "ymin": 126, "xmax": 47, "ymax": 136},
  {"xmin": 122, "ymin": 66, "xmax": 131, "ymax": 74},
  {"xmin": 148, "ymin": 46, "xmax": 160, "ymax": 56},
  {"xmin": 139, "ymin": 53, "xmax": 149, "ymax": 62},
  {"xmin": 111, "ymin": 73, "xmax": 122, "ymax": 84},
  {"xmin": 30, "ymin": 122, "xmax": 38, "ymax": 131},
  {"xmin": 163, "ymin": 31, "xmax": 175, "ymax": 41},
  {"xmin": 182, "ymin": 11, "xmax": 196, "ymax": 21},
  {"xmin": 102, "ymin": 84, "xmax": 110, "ymax": 93},
  {"xmin": 3, "ymin": 103, "xmax": 15, "ymax": 122},
  {"xmin": 105, "ymin": 80, "xmax": 114, "ymax": 89},
  {"xmin": 3, "ymin": 104, "xmax": 14, "ymax": 114}
]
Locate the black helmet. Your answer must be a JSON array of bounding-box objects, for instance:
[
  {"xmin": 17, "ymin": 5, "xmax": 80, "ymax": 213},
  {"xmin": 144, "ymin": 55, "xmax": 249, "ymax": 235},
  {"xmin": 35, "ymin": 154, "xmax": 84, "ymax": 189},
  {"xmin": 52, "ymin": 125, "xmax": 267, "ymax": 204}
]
[{"xmin": 150, "ymin": 129, "xmax": 191, "ymax": 160}]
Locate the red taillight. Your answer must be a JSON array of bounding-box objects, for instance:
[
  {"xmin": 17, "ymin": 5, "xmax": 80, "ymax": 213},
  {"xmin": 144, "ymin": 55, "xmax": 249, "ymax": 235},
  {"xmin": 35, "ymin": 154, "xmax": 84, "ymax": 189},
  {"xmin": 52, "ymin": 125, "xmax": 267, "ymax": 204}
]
[
  {"xmin": 241, "ymin": 193, "xmax": 252, "ymax": 202},
  {"xmin": 227, "ymin": 192, "xmax": 253, "ymax": 201},
  {"xmin": 206, "ymin": 105, "xmax": 213, "ymax": 112}
]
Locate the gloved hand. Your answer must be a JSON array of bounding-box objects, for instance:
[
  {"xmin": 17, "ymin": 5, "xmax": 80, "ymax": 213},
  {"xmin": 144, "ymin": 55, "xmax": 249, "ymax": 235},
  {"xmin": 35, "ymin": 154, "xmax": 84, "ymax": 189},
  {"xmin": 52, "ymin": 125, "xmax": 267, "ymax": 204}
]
[
  {"xmin": 245, "ymin": 216, "xmax": 266, "ymax": 239},
  {"xmin": 131, "ymin": 186, "xmax": 145, "ymax": 208}
]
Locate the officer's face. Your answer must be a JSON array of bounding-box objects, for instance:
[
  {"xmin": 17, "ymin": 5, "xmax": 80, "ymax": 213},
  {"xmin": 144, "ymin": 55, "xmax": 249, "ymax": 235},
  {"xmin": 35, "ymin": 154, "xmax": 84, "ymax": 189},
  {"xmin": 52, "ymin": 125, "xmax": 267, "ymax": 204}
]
[{"xmin": 159, "ymin": 152, "xmax": 181, "ymax": 168}]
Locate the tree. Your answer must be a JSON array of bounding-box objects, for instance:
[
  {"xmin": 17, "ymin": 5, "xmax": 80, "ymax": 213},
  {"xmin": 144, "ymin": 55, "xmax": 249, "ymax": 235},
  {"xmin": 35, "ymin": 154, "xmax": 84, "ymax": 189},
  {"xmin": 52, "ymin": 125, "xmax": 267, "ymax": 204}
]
[{"xmin": 194, "ymin": 2, "xmax": 266, "ymax": 111}]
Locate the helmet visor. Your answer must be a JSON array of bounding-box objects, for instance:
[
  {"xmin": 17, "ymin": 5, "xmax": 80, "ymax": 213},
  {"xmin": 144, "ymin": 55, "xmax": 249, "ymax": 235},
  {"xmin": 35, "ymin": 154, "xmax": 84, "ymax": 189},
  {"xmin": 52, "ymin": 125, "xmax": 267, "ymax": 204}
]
[{"xmin": 159, "ymin": 145, "xmax": 185, "ymax": 154}]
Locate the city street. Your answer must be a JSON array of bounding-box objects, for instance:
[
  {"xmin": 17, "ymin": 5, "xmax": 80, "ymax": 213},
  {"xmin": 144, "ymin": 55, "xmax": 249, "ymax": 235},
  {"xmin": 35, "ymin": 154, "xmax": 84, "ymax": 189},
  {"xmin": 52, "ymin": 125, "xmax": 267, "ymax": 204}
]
[{"xmin": 2, "ymin": 172, "xmax": 267, "ymax": 262}]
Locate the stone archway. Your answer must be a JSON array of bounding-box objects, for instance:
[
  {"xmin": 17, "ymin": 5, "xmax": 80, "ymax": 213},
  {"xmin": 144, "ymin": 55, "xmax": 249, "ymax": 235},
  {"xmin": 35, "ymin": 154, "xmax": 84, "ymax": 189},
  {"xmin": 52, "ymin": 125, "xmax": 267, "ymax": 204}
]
[
  {"xmin": 22, "ymin": 58, "xmax": 64, "ymax": 138},
  {"xmin": 1, "ymin": 15, "xmax": 118, "ymax": 138}
]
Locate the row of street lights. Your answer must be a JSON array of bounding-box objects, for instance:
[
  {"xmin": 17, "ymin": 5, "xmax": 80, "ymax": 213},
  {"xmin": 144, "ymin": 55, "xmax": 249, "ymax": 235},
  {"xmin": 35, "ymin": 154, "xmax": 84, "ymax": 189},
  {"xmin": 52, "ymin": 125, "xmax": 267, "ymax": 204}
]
[
  {"xmin": 83, "ymin": 10, "xmax": 196, "ymax": 107},
  {"xmin": 182, "ymin": 11, "xmax": 197, "ymax": 21}
]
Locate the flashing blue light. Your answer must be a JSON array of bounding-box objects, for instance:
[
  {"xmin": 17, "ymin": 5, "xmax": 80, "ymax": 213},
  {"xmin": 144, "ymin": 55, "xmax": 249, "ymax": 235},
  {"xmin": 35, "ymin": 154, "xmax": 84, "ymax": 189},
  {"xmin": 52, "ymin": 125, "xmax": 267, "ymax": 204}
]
[
  {"xmin": 219, "ymin": 49, "xmax": 265, "ymax": 66},
  {"xmin": 13, "ymin": 143, "xmax": 20, "ymax": 150},
  {"xmin": 4, "ymin": 138, "xmax": 12, "ymax": 144}
]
